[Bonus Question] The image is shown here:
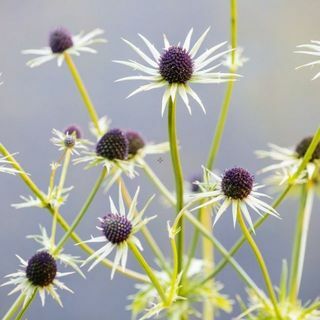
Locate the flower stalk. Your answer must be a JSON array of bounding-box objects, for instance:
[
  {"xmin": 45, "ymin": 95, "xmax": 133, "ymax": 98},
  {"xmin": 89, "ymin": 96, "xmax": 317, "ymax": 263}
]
[
  {"xmin": 2, "ymin": 293, "xmax": 25, "ymax": 320},
  {"xmin": 237, "ymin": 206, "xmax": 282, "ymax": 320},
  {"xmin": 63, "ymin": 53, "xmax": 101, "ymax": 136}
]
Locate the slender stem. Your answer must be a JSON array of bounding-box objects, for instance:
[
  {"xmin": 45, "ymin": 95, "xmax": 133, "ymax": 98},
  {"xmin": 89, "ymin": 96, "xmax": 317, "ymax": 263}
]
[
  {"xmin": 128, "ymin": 241, "xmax": 168, "ymax": 304},
  {"xmin": 0, "ymin": 148, "xmax": 148, "ymax": 282},
  {"xmin": 237, "ymin": 207, "xmax": 282, "ymax": 320},
  {"xmin": 54, "ymin": 167, "xmax": 106, "ymax": 254},
  {"xmin": 168, "ymin": 235, "xmax": 179, "ymax": 304},
  {"xmin": 289, "ymin": 183, "xmax": 314, "ymax": 302},
  {"xmin": 51, "ymin": 149, "xmax": 71, "ymax": 245},
  {"xmin": 63, "ymin": 53, "xmax": 101, "ymax": 136},
  {"xmin": 118, "ymin": 178, "xmax": 171, "ymax": 275},
  {"xmin": 14, "ymin": 289, "xmax": 37, "ymax": 320},
  {"xmin": 206, "ymin": 0, "xmax": 238, "ymax": 170},
  {"xmin": 2, "ymin": 293, "xmax": 25, "ymax": 320},
  {"xmin": 168, "ymin": 98, "xmax": 184, "ymax": 274}
]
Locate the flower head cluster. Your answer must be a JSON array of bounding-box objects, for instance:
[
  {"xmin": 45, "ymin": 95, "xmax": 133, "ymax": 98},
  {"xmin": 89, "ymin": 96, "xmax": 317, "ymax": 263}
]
[
  {"xmin": 22, "ymin": 27, "xmax": 106, "ymax": 68},
  {"xmin": 256, "ymin": 136, "xmax": 320, "ymax": 185},
  {"xmin": 190, "ymin": 167, "xmax": 279, "ymax": 231},
  {"xmin": 80, "ymin": 185, "xmax": 155, "ymax": 278},
  {"xmin": 115, "ymin": 28, "xmax": 239, "ymax": 115}
]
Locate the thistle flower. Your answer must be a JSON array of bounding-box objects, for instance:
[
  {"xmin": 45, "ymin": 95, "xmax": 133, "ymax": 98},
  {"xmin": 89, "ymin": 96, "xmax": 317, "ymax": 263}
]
[
  {"xmin": 115, "ymin": 28, "xmax": 239, "ymax": 115},
  {"xmin": 74, "ymin": 128, "xmax": 139, "ymax": 178},
  {"xmin": 1, "ymin": 252, "xmax": 73, "ymax": 307},
  {"xmin": 190, "ymin": 167, "xmax": 279, "ymax": 231},
  {"xmin": 80, "ymin": 185, "xmax": 155, "ymax": 278},
  {"xmin": 256, "ymin": 136, "xmax": 320, "ymax": 184},
  {"xmin": 51, "ymin": 128, "xmax": 91, "ymax": 155},
  {"xmin": 222, "ymin": 46, "xmax": 249, "ymax": 69},
  {"xmin": 295, "ymin": 40, "xmax": 320, "ymax": 80},
  {"xmin": 0, "ymin": 154, "xmax": 22, "ymax": 175},
  {"xmin": 22, "ymin": 27, "xmax": 106, "ymax": 68}
]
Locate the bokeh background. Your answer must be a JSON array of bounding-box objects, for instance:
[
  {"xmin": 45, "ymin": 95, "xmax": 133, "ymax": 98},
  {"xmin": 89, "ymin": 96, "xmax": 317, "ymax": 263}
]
[{"xmin": 0, "ymin": 0, "xmax": 319, "ymax": 319}]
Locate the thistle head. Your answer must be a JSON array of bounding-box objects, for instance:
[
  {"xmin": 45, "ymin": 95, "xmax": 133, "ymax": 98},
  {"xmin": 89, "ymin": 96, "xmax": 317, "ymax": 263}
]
[
  {"xmin": 159, "ymin": 46, "xmax": 193, "ymax": 84},
  {"xmin": 64, "ymin": 125, "xmax": 82, "ymax": 139},
  {"xmin": 221, "ymin": 167, "xmax": 254, "ymax": 200},
  {"xmin": 96, "ymin": 129, "xmax": 129, "ymax": 160},
  {"xmin": 49, "ymin": 28, "xmax": 73, "ymax": 53},
  {"xmin": 190, "ymin": 174, "xmax": 202, "ymax": 193},
  {"xmin": 295, "ymin": 136, "xmax": 320, "ymax": 161},
  {"xmin": 101, "ymin": 213, "xmax": 132, "ymax": 244},
  {"xmin": 26, "ymin": 251, "xmax": 57, "ymax": 287},
  {"xmin": 126, "ymin": 131, "xmax": 145, "ymax": 156}
]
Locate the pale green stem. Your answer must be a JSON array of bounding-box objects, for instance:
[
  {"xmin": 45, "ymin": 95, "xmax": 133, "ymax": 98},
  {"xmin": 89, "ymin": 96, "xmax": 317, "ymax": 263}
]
[
  {"xmin": 289, "ymin": 183, "xmax": 315, "ymax": 302},
  {"xmin": 63, "ymin": 53, "xmax": 101, "ymax": 136},
  {"xmin": 54, "ymin": 167, "xmax": 107, "ymax": 254},
  {"xmin": 0, "ymin": 146, "xmax": 148, "ymax": 282},
  {"xmin": 202, "ymin": 127, "xmax": 320, "ymax": 279},
  {"xmin": 237, "ymin": 207, "xmax": 282, "ymax": 320},
  {"xmin": 2, "ymin": 293, "xmax": 25, "ymax": 320},
  {"xmin": 168, "ymin": 98, "xmax": 184, "ymax": 274},
  {"xmin": 14, "ymin": 289, "xmax": 37, "ymax": 320},
  {"xmin": 51, "ymin": 149, "xmax": 72, "ymax": 245},
  {"xmin": 128, "ymin": 241, "xmax": 168, "ymax": 305},
  {"xmin": 168, "ymin": 235, "xmax": 179, "ymax": 305},
  {"xmin": 118, "ymin": 177, "xmax": 171, "ymax": 275}
]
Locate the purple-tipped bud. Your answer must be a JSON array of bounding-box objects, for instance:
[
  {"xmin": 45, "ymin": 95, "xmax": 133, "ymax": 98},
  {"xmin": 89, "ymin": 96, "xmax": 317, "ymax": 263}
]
[
  {"xmin": 101, "ymin": 213, "xmax": 132, "ymax": 244},
  {"xmin": 221, "ymin": 167, "xmax": 254, "ymax": 200},
  {"xmin": 64, "ymin": 125, "xmax": 82, "ymax": 139},
  {"xmin": 96, "ymin": 129, "xmax": 128, "ymax": 160},
  {"xmin": 159, "ymin": 46, "xmax": 194, "ymax": 84},
  {"xmin": 49, "ymin": 28, "xmax": 73, "ymax": 53},
  {"xmin": 190, "ymin": 174, "xmax": 202, "ymax": 193},
  {"xmin": 26, "ymin": 252, "xmax": 57, "ymax": 287},
  {"xmin": 126, "ymin": 131, "xmax": 145, "ymax": 156},
  {"xmin": 295, "ymin": 136, "xmax": 320, "ymax": 161}
]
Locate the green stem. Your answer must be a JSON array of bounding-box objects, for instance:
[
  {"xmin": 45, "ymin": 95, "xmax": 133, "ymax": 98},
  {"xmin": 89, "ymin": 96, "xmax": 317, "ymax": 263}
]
[
  {"xmin": 168, "ymin": 98, "xmax": 184, "ymax": 274},
  {"xmin": 14, "ymin": 289, "xmax": 37, "ymax": 320},
  {"xmin": 237, "ymin": 207, "xmax": 282, "ymax": 320},
  {"xmin": 206, "ymin": 0, "xmax": 238, "ymax": 170},
  {"xmin": 128, "ymin": 241, "xmax": 168, "ymax": 304},
  {"xmin": 0, "ymin": 147, "xmax": 148, "ymax": 282},
  {"xmin": 54, "ymin": 167, "xmax": 107, "ymax": 254},
  {"xmin": 64, "ymin": 53, "xmax": 101, "ymax": 136},
  {"xmin": 2, "ymin": 293, "xmax": 25, "ymax": 320},
  {"xmin": 289, "ymin": 183, "xmax": 314, "ymax": 302},
  {"xmin": 51, "ymin": 149, "xmax": 72, "ymax": 245}
]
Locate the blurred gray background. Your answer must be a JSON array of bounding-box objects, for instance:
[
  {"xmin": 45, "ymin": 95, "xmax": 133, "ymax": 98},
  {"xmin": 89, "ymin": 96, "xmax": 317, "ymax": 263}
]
[{"xmin": 0, "ymin": 0, "xmax": 319, "ymax": 319}]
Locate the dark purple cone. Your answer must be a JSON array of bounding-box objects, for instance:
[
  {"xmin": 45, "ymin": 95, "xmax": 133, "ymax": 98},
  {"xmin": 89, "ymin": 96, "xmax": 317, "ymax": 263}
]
[
  {"xmin": 49, "ymin": 28, "xmax": 73, "ymax": 53},
  {"xmin": 126, "ymin": 131, "xmax": 145, "ymax": 156}
]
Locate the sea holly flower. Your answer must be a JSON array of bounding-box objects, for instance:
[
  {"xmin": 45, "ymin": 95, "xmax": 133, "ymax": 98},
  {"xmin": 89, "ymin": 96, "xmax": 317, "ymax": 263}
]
[
  {"xmin": 80, "ymin": 185, "xmax": 155, "ymax": 279},
  {"xmin": 222, "ymin": 46, "xmax": 249, "ymax": 69},
  {"xmin": 190, "ymin": 167, "xmax": 279, "ymax": 232},
  {"xmin": 115, "ymin": 28, "xmax": 239, "ymax": 115},
  {"xmin": 256, "ymin": 136, "xmax": 320, "ymax": 184},
  {"xmin": 295, "ymin": 40, "xmax": 320, "ymax": 80},
  {"xmin": 74, "ymin": 128, "xmax": 136, "ymax": 177},
  {"xmin": 129, "ymin": 258, "xmax": 232, "ymax": 320},
  {"xmin": 51, "ymin": 127, "xmax": 92, "ymax": 155},
  {"xmin": 22, "ymin": 27, "xmax": 106, "ymax": 68},
  {"xmin": 1, "ymin": 252, "xmax": 74, "ymax": 307},
  {"xmin": 27, "ymin": 225, "xmax": 85, "ymax": 278}
]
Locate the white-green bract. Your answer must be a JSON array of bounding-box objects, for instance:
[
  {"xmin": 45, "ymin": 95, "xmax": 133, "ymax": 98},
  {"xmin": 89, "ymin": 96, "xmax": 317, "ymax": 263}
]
[
  {"xmin": 115, "ymin": 28, "xmax": 239, "ymax": 116},
  {"xmin": 222, "ymin": 46, "xmax": 249, "ymax": 69},
  {"xmin": 22, "ymin": 28, "xmax": 106, "ymax": 68},
  {"xmin": 295, "ymin": 40, "xmax": 320, "ymax": 80},
  {"xmin": 0, "ymin": 154, "xmax": 21, "ymax": 175},
  {"xmin": 1, "ymin": 255, "xmax": 73, "ymax": 307},
  {"xmin": 189, "ymin": 167, "xmax": 279, "ymax": 232},
  {"xmin": 256, "ymin": 143, "xmax": 319, "ymax": 183},
  {"xmin": 80, "ymin": 185, "xmax": 155, "ymax": 279}
]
